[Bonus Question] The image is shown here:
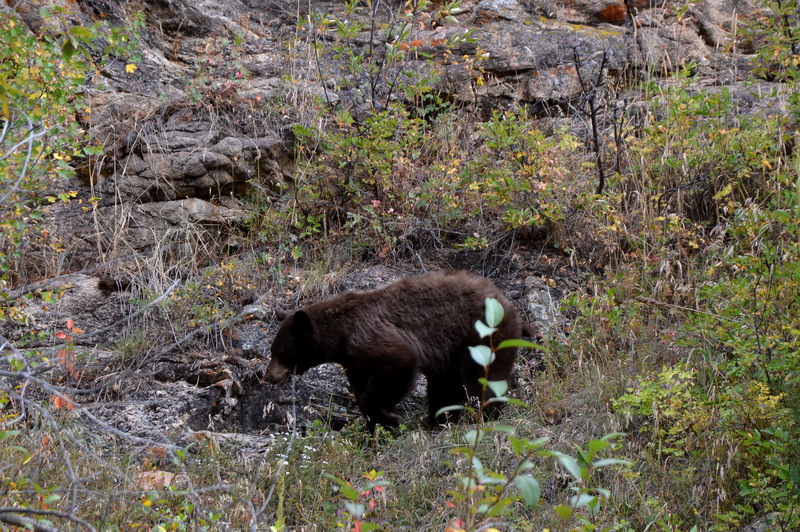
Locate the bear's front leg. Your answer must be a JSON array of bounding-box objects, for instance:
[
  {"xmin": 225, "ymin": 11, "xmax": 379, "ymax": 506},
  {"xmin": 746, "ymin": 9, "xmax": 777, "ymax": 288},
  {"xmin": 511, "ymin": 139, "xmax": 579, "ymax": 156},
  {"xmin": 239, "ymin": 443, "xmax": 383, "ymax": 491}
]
[{"xmin": 345, "ymin": 337, "xmax": 418, "ymax": 431}]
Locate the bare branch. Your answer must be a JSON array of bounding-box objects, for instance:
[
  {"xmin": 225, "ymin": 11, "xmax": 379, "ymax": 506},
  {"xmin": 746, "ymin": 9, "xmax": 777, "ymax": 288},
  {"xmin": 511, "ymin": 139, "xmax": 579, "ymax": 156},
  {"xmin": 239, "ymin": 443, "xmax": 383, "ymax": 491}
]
[
  {"xmin": 0, "ymin": 368, "xmax": 182, "ymax": 453},
  {"xmin": 0, "ymin": 507, "xmax": 96, "ymax": 532}
]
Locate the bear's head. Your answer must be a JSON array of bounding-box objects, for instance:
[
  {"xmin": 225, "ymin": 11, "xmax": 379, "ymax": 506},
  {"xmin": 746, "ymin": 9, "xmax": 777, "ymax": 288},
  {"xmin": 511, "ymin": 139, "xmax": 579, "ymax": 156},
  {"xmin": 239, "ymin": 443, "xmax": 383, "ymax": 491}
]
[{"xmin": 266, "ymin": 310, "xmax": 319, "ymax": 385}]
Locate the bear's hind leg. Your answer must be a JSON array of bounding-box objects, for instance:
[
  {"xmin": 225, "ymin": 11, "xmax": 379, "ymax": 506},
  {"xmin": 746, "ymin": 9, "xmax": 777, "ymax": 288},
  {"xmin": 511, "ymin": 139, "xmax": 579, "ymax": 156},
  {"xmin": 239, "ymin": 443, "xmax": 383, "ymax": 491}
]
[{"xmin": 426, "ymin": 372, "xmax": 470, "ymax": 426}]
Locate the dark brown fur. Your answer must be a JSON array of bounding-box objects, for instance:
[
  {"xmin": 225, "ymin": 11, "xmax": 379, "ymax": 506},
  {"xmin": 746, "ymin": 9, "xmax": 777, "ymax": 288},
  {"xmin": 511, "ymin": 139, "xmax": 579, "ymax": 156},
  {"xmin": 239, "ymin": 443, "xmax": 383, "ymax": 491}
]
[{"xmin": 265, "ymin": 270, "xmax": 529, "ymax": 429}]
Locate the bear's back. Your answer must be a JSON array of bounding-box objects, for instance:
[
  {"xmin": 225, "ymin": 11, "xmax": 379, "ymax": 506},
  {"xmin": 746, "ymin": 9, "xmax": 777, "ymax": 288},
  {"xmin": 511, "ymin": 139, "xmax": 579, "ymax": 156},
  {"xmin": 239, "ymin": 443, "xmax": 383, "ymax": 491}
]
[{"xmin": 353, "ymin": 271, "xmax": 522, "ymax": 370}]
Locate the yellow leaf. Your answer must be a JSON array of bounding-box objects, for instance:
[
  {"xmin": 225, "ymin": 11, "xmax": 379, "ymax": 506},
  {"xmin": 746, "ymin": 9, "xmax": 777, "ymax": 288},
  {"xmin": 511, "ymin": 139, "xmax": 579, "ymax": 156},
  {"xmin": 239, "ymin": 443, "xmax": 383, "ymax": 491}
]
[
  {"xmin": 126, "ymin": 63, "xmax": 138, "ymax": 74},
  {"xmin": 712, "ymin": 183, "xmax": 733, "ymax": 201},
  {"xmin": 762, "ymin": 157, "xmax": 773, "ymax": 170},
  {"xmin": 141, "ymin": 497, "xmax": 152, "ymax": 507}
]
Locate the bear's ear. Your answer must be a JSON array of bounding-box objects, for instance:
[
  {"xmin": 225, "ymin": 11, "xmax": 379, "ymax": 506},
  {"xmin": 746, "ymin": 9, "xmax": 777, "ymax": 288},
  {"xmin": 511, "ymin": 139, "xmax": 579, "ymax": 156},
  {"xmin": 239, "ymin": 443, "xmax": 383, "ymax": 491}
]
[
  {"xmin": 291, "ymin": 310, "xmax": 314, "ymax": 339},
  {"xmin": 275, "ymin": 308, "xmax": 290, "ymax": 321}
]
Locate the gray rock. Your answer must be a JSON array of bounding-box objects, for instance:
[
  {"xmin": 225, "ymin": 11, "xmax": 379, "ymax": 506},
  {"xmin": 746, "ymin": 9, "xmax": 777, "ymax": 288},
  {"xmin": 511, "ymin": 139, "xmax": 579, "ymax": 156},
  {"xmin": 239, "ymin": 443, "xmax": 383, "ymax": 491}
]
[
  {"xmin": 476, "ymin": 0, "xmax": 524, "ymax": 21},
  {"xmin": 524, "ymin": 276, "xmax": 563, "ymax": 339},
  {"xmin": 0, "ymin": 273, "xmax": 129, "ymax": 347}
]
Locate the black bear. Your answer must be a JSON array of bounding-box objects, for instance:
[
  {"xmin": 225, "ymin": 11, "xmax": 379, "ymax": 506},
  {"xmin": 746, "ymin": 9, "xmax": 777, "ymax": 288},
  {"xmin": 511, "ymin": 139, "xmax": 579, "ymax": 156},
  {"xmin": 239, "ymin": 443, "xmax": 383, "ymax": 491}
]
[{"xmin": 265, "ymin": 270, "xmax": 530, "ymax": 429}]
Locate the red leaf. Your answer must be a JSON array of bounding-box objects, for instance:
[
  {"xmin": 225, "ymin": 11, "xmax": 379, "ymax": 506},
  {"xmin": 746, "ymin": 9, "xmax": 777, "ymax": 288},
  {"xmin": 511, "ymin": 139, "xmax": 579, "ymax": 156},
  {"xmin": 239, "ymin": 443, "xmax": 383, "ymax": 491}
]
[
  {"xmin": 67, "ymin": 319, "xmax": 74, "ymax": 330},
  {"xmin": 56, "ymin": 331, "xmax": 67, "ymax": 340}
]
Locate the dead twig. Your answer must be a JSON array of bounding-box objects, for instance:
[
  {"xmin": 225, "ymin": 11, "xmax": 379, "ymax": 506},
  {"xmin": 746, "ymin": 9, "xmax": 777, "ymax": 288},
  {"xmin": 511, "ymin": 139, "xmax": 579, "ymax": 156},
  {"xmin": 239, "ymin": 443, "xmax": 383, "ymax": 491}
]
[{"xmin": 0, "ymin": 507, "xmax": 96, "ymax": 532}]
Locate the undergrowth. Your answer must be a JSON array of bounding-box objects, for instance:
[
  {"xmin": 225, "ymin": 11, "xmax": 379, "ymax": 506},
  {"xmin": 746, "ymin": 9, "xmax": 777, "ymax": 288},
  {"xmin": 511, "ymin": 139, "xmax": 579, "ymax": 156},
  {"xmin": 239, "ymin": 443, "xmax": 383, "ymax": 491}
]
[{"xmin": 2, "ymin": 0, "xmax": 799, "ymax": 530}]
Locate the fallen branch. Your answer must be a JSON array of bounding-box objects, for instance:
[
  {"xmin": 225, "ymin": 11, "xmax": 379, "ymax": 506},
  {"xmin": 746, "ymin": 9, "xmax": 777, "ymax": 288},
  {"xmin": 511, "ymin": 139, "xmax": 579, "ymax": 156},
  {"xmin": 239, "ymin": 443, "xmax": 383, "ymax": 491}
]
[{"xmin": 0, "ymin": 507, "xmax": 96, "ymax": 532}]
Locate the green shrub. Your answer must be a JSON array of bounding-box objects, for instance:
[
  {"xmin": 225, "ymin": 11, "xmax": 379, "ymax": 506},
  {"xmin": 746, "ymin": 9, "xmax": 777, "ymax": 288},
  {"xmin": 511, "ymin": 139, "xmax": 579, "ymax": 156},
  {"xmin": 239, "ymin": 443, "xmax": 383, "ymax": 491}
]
[{"xmin": 0, "ymin": 9, "xmax": 92, "ymax": 291}]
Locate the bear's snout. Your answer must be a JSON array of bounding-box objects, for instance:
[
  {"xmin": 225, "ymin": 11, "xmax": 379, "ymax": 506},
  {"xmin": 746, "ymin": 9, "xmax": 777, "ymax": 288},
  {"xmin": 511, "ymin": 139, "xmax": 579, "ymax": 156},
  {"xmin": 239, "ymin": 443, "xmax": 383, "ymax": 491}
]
[{"xmin": 265, "ymin": 361, "xmax": 291, "ymax": 385}]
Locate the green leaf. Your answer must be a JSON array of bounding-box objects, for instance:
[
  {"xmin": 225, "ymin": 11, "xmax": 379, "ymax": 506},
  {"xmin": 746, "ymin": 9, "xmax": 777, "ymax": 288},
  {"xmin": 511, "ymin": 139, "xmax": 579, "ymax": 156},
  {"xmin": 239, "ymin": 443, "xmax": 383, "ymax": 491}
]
[
  {"xmin": 471, "ymin": 455, "xmax": 484, "ymax": 474},
  {"xmin": 571, "ymin": 493, "xmax": 596, "ymax": 508},
  {"xmin": 600, "ymin": 432, "xmax": 626, "ymax": 442},
  {"xmin": 474, "ymin": 320, "xmax": 497, "ymax": 338},
  {"xmin": 496, "ymin": 338, "xmax": 545, "ymax": 351},
  {"xmin": 553, "ymin": 452, "xmax": 582, "ymax": 480},
  {"xmin": 360, "ymin": 523, "xmax": 381, "ymax": 532},
  {"xmin": 587, "ymin": 438, "xmax": 609, "ymax": 460},
  {"xmin": 554, "ymin": 504, "xmax": 573, "ymax": 521},
  {"xmin": 61, "ymin": 39, "xmax": 76, "ymax": 60},
  {"xmin": 435, "ymin": 405, "xmax": 464, "ymax": 418},
  {"xmin": 464, "ymin": 429, "xmax": 482, "ymax": 445},
  {"xmin": 69, "ymin": 25, "xmax": 95, "ymax": 41},
  {"xmin": 486, "ymin": 397, "xmax": 508, "ymax": 405},
  {"xmin": 530, "ymin": 436, "xmax": 549, "ymax": 447},
  {"xmin": 509, "ymin": 436, "xmax": 549, "ymax": 455},
  {"xmin": 450, "ymin": 446, "xmax": 474, "ymax": 458},
  {"xmin": 485, "ymin": 496, "xmax": 516, "ymax": 517},
  {"xmin": 515, "ymin": 474, "xmax": 540, "ymax": 507},
  {"xmin": 485, "ymin": 424, "xmax": 515, "ymax": 434},
  {"xmin": 469, "ymin": 345, "xmax": 495, "ymax": 367},
  {"xmin": 518, "ymin": 460, "xmax": 535, "ymax": 471},
  {"xmin": 592, "ymin": 458, "xmax": 632, "ymax": 468},
  {"xmin": 343, "ymin": 501, "xmax": 365, "ymax": 517},
  {"xmin": 486, "ymin": 379, "xmax": 508, "ymax": 398},
  {"xmin": 326, "ymin": 475, "xmax": 359, "ymax": 502},
  {"xmin": 509, "ymin": 436, "xmax": 526, "ymax": 455},
  {"xmin": 479, "ymin": 471, "xmax": 506, "ymax": 485},
  {"xmin": 484, "ymin": 297, "xmax": 504, "ymax": 327}
]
